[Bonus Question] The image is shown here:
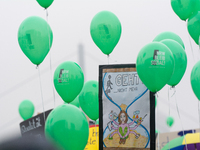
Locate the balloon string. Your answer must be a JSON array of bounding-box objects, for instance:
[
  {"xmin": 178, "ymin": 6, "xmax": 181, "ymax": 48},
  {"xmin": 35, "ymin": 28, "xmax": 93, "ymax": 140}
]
[
  {"xmin": 186, "ymin": 20, "xmax": 196, "ymax": 63},
  {"xmin": 46, "ymin": 9, "xmax": 56, "ymax": 108},
  {"xmin": 155, "ymin": 92, "xmax": 160, "ymax": 150},
  {"xmin": 173, "ymin": 87, "xmax": 188, "ymax": 150},
  {"xmin": 45, "ymin": 9, "xmax": 48, "ymax": 22},
  {"xmin": 168, "ymin": 86, "xmax": 171, "ymax": 150},
  {"xmin": 107, "ymin": 55, "xmax": 109, "ymax": 64},
  {"xmin": 37, "ymin": 66, "xmax": 46, "ymax": 121},
  {"xmin": 95, "ymin": 122, "xmax": 98, "ymax": 150}
]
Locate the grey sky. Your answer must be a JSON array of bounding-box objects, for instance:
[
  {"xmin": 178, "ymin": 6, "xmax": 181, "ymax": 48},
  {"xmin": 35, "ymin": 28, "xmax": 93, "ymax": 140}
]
[{"xmin": 0, "ymin": 0, "xmax": 199, "ymax": 142}]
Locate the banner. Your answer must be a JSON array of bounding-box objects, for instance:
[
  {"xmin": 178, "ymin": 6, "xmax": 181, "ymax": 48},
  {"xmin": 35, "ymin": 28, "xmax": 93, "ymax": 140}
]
[
  {"xmin": 99, "ymin": 64, "xmax": 155, "ymax": 150},
  {"xmin": 19, "ymin": 109, "xmax": 52, "ymax": 139},
  {"xmin": 85, "ymin": 125, "xmax": 99, "ymax": 150}
]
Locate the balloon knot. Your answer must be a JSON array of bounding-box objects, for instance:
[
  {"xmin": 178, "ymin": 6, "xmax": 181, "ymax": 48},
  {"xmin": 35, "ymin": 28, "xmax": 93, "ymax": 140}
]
[{"xmin": 36, "ymin": 65, "xmax": 39, "ymax": 69}]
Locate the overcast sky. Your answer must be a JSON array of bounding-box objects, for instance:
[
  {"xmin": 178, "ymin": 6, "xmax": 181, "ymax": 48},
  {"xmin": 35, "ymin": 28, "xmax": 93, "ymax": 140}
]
[{"xmin": 0, "ymin": 0, "xmax": 199, "ymax": 142}]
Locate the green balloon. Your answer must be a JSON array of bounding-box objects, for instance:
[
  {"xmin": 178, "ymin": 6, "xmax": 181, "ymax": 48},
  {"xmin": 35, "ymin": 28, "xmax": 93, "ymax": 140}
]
[
  {"xmin": 90, "ymin": 11, "xmax": 121, "ymax": 55},
  {"xmin": 153, "ymin": 31, "xmax": 185, "ymax": 49},
  {"xmin": 96, "ymin": 118, "xmax": 99, "ymax": 125},
  {"xmin": 19, "ymin": 100, "xmax": 34, "ymax": 120},
  {"xmin": 136, "ymin": 42, "xmax": 175, "ymax": 92},
  {"xmin": 70, "ymin": 96, "xmax": 80, "ymax": 108},
  {"xmin": 54, "ymin": 61, "xmax": 84, "ymax": 103},
  {"xmin": 187, "ymin": 11, "xmax": 200, "ymax": 45},
  {"xmin": 195, "ymin": 0, "xmax": 200, "ymax": 12},
  {"xmin": 79, "ymin": 80, "xmax": 99, "ymax": 121},
  {"xmin": 166, "ymin": 116, "xmax": 174, "ymax": 127},
  {"xmin": 161, "ymin": 39, "xmax": 187, "ymax": 86},
  {"xmin": 191, "ymin": 60, "xmax": 200, "ymax": 100},
  {"xmin": 45, "ymin": 104, "xmax": 89, "ymax": 150},
  {"xmin": 171, "ymin": 0, "xmax": 197, "ymax": 21},
  {"xmin": 18, "ymin": 16, "xmax": 53, "ymax": 65},
  {"xmin": 36, "ymin": 0, "xmax": 54, "ymax": 9}
]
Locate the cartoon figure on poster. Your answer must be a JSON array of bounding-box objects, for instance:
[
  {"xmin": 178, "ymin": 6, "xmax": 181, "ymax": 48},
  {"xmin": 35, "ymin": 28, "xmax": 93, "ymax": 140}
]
[
  {"xmin": 107, "ymin": 109, "xmax": 147, "ymax": 145},
  {"xmin": 102, "ymin": 71, "xmax": 150, "ymax": 148}
]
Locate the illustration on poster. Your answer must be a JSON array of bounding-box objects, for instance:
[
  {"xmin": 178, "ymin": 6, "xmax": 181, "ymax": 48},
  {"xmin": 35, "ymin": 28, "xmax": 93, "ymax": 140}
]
[
  {"xmin": 108, "ymin": 110, "xmax": 142, "ymax": 144},
  {"xmin": 103, "ymin": 71, "xmax": 150, "ymax": 148}
]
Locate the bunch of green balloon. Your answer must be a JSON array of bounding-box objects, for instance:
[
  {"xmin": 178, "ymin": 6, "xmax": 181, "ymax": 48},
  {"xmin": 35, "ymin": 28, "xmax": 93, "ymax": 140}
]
[
  {"xmin": 19, "ymin": 100, "xmax": 35, "ymax": 120},
  {"xmin": 187, "ymin": 11, "xmax": 200, "ymax": 45},
  {"xmin": 171, "ymin": 0, "xmax": 199, "ymax": 21},
  {"xmin": 54, "ymin": 61, "xmax": 84, "ymax": 103},
  {"xmin": 153, "ymin": 31, "xmax": 185, "ymax": 49},
  {"xmin": 136, "ymin": 42, "xmax": 175, "ymax": 92},
  {"xmin": 90, "ymin": 11, "xmax": 121, "ymax": 55},
  {"xmin": 79, "ymin": 80, "xmax": 99, "ymax": 121},
  {"xmin": 166, "ymin": 116, "xmax": 174, "ymax": 127},
  {"xmin": 45, "ymin": 104, "xmax": 89, "ymax": 150},
  {"xmin": 18, "ymin": 16, "xmax": 53, "ymax": 66},
  {"xmin": 161, "ymin": 39, "xmax": 187, "ymax": 86},
  {"xmin": 191, "ymin": 61, "xmax": 200, "ymax": 100},
  {"xmin": 36, "ymin": 0, "xmax": 54, "ymax": 9}
]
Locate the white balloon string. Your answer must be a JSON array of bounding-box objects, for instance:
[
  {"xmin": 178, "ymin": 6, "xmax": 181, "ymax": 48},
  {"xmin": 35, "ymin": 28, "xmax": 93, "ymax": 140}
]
[
  {"xmin": 155, "ymin": 92, "xmax": 160, "ymax": 150},
  {"xmin": 37, "ymin": 66, "xmax": 46, "ymax": 121},
  {"xmin": 173, "ymin": 87, "xmax": 188, "ymax": 150},
  {"xmin": 45, "ymin": 9, "xmax": 48, "ymax": 22},
  {"xmin": 168, "ymin": 86, "xmax": 171, "ymax": 150},
  {"xmin": 46, "ymin": 9, "xmax": 56, "ymax": 108},
  {"xmin": 186, "ymin": 20, "xmax": 196, "ymax": 63},
  {"xmin": 95, "ymin": 122, "xmax": 98, "ymax": 150}
]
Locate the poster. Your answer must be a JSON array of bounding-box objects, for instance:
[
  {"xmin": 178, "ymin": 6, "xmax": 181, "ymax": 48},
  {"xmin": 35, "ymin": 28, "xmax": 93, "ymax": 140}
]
[
  {"xmin": 99, "ymin": 64, "xmax": 155, "ymax": 150},
  {"xmin": 84, "ymin": 125, "xmax": 99, "ymax": 150}
]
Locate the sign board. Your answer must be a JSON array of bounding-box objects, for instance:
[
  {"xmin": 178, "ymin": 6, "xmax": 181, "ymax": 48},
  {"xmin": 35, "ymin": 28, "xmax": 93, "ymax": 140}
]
[
  {"xmin": 19, "ymin": 109, "xmax": 52, "ymax": 139},
  {"xmin": 99, "ymin": 64, "xmax": 155, "ymax": 150},
  {"xmin": 85, "ymin": 125, "xmax": 99, "ymax": 150}
]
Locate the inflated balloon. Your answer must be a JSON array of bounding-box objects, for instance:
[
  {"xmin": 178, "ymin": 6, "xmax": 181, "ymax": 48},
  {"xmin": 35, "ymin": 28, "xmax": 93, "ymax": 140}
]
[
  {"xmin": 161, "ymin": 39, "xmax": 187, "ymax": 86},
  {"xmin": 54, "ymin": 61, "xmax": 84, "ymax": 103},
  {"xmin": 70, "ymin": 96, "xmax": 80, "ymax": 108},
  {"xmin": 166, "ymin": 116, "xmax": 174, "ymax": 127},
  {"xmin": 90, "ymin": 11, "xmax": 121, "ymax": 55},
  {"xmin": 45, "ymin": 104, "xmax": 89, "ymax": 150},
  {"xmin": 96, "ymin": 118, "xmax": 99, "ymax": 125},
  {"xmin": 136, "ymin": 42, "xmax": 175, "ymax": 92},
  {"xmin": 171, "ymin": 0, "xmax": 197, "ymax": 21},
  {"xmin": 18, "ymin": 16, "xmax": 53, "ymax": 65},
  {"xmin": 187, "ymin": 11, "xmax": 200, "ymax": 45},
  {"xmin": 36, "ymin": 0, "xmax": 54, "ymax": 9},
  {"xmin": 191, "ymin": 61, "xmax": 200, "ymax": 100},
  {"xmin": 153, "ymin": 31, "xmax": 185, "ymax": 49},
  {"xmin": 19, "ymin": 100, "xmax": 34, "ymax": 120},
  {"xmin": 79, "ymin": 80, "xmax": 99, "ymax": 121}
]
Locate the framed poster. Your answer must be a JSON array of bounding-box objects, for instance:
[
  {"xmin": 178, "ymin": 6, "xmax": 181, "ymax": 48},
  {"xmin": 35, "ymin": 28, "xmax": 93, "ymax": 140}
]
[{"xmin": 99, "ymin": 64, "xmax": 155, "ymax": 150}]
